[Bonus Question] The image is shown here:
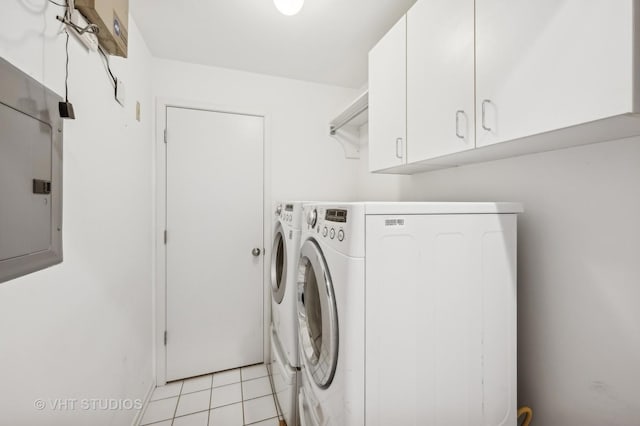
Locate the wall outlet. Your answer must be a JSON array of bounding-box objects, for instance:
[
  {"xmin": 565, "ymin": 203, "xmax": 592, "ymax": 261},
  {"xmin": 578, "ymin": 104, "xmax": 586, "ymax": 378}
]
[{"xmin": 115, "ymin": 78, "xmax": 125, "ymax": 106}]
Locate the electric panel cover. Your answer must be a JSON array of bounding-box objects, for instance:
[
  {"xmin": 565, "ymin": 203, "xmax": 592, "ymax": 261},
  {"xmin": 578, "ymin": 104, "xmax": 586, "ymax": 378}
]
[
  {"xmin": 0, "ymin": 58, "xmax": 63, "ymax": 284},
  {"xmin": 75, "ymin": 0, "xmax": 129, "ymax": 57}
]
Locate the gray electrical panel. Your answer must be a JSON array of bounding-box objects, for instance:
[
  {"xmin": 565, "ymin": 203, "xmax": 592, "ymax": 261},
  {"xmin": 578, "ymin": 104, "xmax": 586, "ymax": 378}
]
[{"xmin": 0, "ymin": 57, "xmax": 63, "ymax": 284}]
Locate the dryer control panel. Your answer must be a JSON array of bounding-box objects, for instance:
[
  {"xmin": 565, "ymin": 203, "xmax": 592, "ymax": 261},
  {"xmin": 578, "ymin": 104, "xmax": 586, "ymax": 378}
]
[
  {"xmin": 309, "ymin": 207, "xmax": 346, "ymax": 245},
  {"xmin": 275, "ymin": 202, "xmax": 304, "ymax": 230},
  {"xmin": 303, "ymin": 204, "xmax": 365, "ymax": 257},
  {"xmin": 322, "ymin": 209, "xmax": 347, "ymax": 242},
  {"xmin": 275, "ymin": 203, "xmax": 295, "ymax": 223}
]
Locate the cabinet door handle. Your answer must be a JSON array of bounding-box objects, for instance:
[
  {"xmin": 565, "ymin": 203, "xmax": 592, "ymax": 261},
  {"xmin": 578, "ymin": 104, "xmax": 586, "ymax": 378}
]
[
  {"xmin": 455, "ymin": 110, "xmax": 465, "ymax": 139},
  {"xmin": 395, "ymin": 137, "xmax": 403, "ymax": 159},
  {"xmin": 481, "ymin": 99, "xmax": 492, "ymax": 131}
]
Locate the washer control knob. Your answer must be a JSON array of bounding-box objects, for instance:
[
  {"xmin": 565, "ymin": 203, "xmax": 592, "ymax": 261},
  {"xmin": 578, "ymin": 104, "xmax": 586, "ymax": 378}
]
[
  {"xmin": 322, "ymin": 227, "xmax": 328, "ymax": 237},
  {"xmin": 337, "ymin": 230, "xmax": 345, "ymax": 241},
  {"xmin": 330, "ymin": 228, "xmax": 336, "ymax": 239},
  {"xmin": 275, "ymin": 205, "xmax": 282, "ymax": 216},
  {"xmin": 307, "ymin": 209, "xmax": 317, "ymax": 228}
]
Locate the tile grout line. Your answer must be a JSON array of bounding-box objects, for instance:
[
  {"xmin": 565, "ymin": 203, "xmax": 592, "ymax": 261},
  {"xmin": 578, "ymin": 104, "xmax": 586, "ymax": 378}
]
[
  {"xmin": 155, "ymin": 366, "xmax": 271, "ymax": 425},
  {"xmin": 240, "ymin": 368, "xmax": 247, "ymax": 425},
  {"xmin": 240, "ymin": 392, "xmax": 276, "ymax": 404},
  {"xmin": 266, "ymin": 369, "xmax": 283, "ymax": 423},
  {"xmin": 241, "ymin": 365, "xmax": 277, "ymax": 425},
  {"xmin": 241, "ymin": 374, "xmax": 270, "ymax": 384},
  {"xmin": 172, "ymin": 408, "xmax": 209, "ymax": 420},
  {"xmin": 245, "ymin": 415, "xmax": 279, "ymax": 426},
  {"xmin": 171, "ymin": 381, "xmax": 184, "ymax": 426},
  {"xmin": 149, "ymin": 392, "xmax": 182, "ymax": 403},
  {"xmin": 207, "ymin": 374, "xmax": 213, "ymax": 426}
]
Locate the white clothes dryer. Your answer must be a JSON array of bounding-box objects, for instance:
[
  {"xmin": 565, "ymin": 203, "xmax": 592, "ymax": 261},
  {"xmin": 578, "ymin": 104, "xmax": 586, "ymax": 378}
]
[
  {"xmin": 271, "ymin": 201, "xmax": 305, "ymax": 426},
  {"xmin": 296, "ymin": 202, "xmax": 522, "ymax": 425}
]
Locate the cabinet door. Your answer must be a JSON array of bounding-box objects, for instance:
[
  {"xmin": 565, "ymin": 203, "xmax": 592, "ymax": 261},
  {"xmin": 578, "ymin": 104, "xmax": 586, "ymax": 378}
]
[
  {"xmin": 368, "ymin": 15, "xmax": 407, "ymax": 172},
  {"xmin": 476, "ymin": 0, "xmax": 635, "ymax": 147},
  {"xmin": 365, "ymin": 213, "xmax": 517, "ymax": 425},
  {"xmin": 407, "ymin": 0, "xmax": 475, "ymax": 162}
]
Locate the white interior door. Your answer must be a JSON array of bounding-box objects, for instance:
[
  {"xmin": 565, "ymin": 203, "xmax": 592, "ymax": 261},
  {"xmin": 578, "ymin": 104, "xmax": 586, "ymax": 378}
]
[{"xmin": 165, "ymin": 106, "xmax": 264, "ymax": 381}]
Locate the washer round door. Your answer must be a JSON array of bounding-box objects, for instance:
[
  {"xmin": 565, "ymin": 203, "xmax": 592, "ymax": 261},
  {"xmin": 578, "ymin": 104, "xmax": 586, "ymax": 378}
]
[
  {"xmin": 271, "ymin": 223, "xmax": 287, "ymax": 304},
  {"xmin": 297, "ymin": 238, "xmax": 338, "ymax": 389}
]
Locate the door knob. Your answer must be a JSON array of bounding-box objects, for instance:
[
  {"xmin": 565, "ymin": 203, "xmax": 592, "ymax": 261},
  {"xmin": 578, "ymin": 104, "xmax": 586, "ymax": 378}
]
[{"xmin": 252, "ymin": 248, "xmax": 262, "ymax": 256}]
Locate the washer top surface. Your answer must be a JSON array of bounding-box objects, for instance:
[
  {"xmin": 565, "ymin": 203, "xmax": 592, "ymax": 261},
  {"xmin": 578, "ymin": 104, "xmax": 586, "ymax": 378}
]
[
  {"xmin": 305, "ymin": 201, "xmax": 523, "ymax": 215},
  {"xmin": 361, "ymin": 201, "xmax": 523, "ymax": 215},
  {"xmin": 301, "ymin": 202, "xmax": 523, "ymax": 258}
]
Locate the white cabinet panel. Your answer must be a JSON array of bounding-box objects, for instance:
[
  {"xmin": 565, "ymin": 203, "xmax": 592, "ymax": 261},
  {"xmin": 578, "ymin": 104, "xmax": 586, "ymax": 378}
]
[
  {"xmin": 407, "ymin": 0, "xmax": 475, "ymax": 161},
  {"xmin": 369, "ymin": 0, "xmax": 640, "ymax": 174},
  {"xmin": 368, "ymin": 16, "xmax": 407, "ymax": 172},
  {"xmin": 476, "ymin": 0, "xmax": 635, "ymax": 147},
  {"xmin": 365, "ymin": 213, "xmax": 517, "ymax": 425}
]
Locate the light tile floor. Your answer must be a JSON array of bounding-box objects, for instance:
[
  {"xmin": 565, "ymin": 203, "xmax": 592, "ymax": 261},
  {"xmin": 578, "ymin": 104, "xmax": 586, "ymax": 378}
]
[{"xmin": 140, "ymin": 364, "xmax": 281, "ymax": 426}]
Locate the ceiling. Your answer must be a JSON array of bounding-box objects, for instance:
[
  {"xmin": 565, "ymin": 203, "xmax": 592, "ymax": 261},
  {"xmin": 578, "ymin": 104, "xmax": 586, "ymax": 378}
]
[{"xmin": 131, "ymin": 0, "xmax": 417, "ymax": 89}]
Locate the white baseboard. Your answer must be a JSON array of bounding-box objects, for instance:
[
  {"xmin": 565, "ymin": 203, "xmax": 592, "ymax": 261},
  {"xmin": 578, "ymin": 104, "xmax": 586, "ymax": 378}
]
[{"xmin": 131, "ymin": 379, "xmax": 156, "ymax": 426}]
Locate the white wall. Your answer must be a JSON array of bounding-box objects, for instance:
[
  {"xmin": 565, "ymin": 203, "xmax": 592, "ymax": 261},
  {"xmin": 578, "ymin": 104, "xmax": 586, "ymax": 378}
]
[
  {"xmin": 0, "ymin": 4, "xmax": 154, "ymax": 426},
  {"xmin": 153, "ymin": 58, "xmax": 362, "ymax": 203},
  {"xmin": 398, "ymin": 138, "xmax": 640, "ymax": 425}
]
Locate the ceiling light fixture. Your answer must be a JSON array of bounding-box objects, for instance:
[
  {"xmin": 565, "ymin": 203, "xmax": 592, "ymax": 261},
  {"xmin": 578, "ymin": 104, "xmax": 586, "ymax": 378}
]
[{"xmin": 273, "ymin": 0, "xmax": 304, "ymax": 16}]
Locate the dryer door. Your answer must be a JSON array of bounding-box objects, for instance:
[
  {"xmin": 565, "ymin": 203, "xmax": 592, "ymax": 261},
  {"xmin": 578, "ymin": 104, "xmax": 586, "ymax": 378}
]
[
  {"xmin": 297, "ymin": 238, "xmax": 338, "ymax": 389},
  {"xmin": 271, "ymin": 222, "xmax": 287, "ymax": 304}
]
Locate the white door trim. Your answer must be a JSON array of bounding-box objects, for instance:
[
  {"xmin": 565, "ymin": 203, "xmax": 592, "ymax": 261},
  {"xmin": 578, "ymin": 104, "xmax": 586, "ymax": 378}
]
[{"xmin": 153, "ymin": 97, "xmax": 272, "ymax": 385}]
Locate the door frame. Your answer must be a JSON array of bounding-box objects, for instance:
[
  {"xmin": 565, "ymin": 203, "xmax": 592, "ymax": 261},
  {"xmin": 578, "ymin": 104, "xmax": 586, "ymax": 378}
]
[{"xmin": 153, "ymin": 98, "xmax": 272, "ymax": 385}]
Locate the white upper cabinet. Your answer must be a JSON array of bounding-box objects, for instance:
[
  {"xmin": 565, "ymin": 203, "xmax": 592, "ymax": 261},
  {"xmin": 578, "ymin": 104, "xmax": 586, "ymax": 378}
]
[
  {"xmin": 368, "ymin": 0, "xmax": 640, "ymax": 174},
  {"xmin": 368, "ymin": 16, "xmax": 407, "ymax": 172},
  {"xmin": 407, "ymin": 0, "xmax": 475, "ymax": 162},
  {"xmin": 476, "ymin": 0, "xmax": 636, "ymax": 147}
]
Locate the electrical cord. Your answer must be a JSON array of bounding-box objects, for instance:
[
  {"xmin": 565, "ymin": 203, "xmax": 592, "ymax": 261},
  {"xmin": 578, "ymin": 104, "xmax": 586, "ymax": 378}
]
[
  {"xmin": 56, "ymin": 14, "xmax": 99, "ymax": 35},
  {"xmin": 98, "ymin": 46, "xmax": 117, "ymax": 88},
  {"xmin": 53, "ymin": 0, "xmax": 119, "ymax": 101},
  {"xmin": 65, "ymin": 29, "xmax": 70, "ymax": 102},
  {"xmin": 517, "ymin": 406, "xmax": 533, "ymax": 426},
  {"xmin": 54, "ymin": 0, "xmax": 100, "ymax": 35}
]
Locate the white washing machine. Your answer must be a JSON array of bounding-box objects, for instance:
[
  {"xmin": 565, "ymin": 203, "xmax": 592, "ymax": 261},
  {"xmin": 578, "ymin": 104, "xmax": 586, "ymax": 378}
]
[
  {"xmin": 270, "ymin": 201, "xmax": 305, "ymax": 426},
  {"xmin": 297, "ymin": 203, "xmax": 366, "ymax": 426},
  {"xmin": 296, "ymin": 202, "xmax": 522, "ymax": 425}
]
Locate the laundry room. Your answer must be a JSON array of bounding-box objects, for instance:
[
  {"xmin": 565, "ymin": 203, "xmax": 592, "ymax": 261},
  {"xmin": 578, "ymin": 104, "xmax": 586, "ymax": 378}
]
[{"xmin": 0, "ymin": 1, "xmax": 639, "ymax": 425}]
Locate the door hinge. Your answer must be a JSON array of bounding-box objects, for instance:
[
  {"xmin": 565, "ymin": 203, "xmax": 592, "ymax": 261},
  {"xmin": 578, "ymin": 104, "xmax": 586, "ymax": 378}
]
[
  {"xmin": 164, "ymin": 331, "xmax": 167, "ymax": 346},
  {"xmin": 164, "ymin": 230, "xmax": 167, "ymax": 245},
  {"xmin": 164, "ymin": 129, "xmax": 167, "ymax": 144}
]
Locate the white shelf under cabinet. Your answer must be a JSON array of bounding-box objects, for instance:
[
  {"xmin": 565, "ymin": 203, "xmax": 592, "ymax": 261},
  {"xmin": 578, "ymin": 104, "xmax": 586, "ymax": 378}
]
[
  {"xmin": 329, "ymin": 90, "xmax": 368, "ymax": 159},
  {"xmin": 376, "ymin": 114, "xmax": 640, "ymax": 174}
]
